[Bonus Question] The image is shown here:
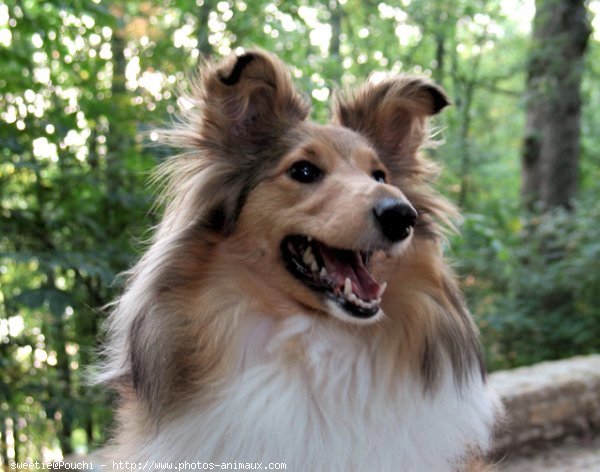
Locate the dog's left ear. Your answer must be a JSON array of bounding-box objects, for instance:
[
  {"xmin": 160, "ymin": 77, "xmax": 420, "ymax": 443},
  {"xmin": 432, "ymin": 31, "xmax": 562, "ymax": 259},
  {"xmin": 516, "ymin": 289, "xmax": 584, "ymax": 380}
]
[
  {"xmin": 332, "ymin": 77, "xmax": 449, "ymax": 173},
  {"xmin": 197, "ymin": 50, "xmax": 310, "ymax": 152}
]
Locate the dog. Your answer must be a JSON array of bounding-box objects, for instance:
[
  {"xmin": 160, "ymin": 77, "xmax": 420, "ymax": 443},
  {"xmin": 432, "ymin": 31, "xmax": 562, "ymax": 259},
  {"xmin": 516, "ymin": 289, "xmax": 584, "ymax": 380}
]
[{"xmin": 95, "ymin": 50, "xmax": 500, "ymax": 471}]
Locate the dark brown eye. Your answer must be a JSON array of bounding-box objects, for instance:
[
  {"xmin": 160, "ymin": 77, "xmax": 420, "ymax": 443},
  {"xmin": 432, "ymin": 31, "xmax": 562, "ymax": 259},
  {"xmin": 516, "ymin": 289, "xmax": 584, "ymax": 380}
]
[
  {"xmin": 288, "ymin": 160, "xmax": 323, "ymax": 183},
  {"xmin": 372, "ymin": 170, "xmax": 386, "ymax": 183}
]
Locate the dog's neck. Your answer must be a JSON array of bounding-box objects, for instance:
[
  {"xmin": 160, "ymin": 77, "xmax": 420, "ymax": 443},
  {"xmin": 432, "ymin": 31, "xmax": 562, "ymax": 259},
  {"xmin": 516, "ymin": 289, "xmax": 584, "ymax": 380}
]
[
  {"xmin": 106, "ymin": 248, "xmax": 498, "ymax": 471},
  {"xmin": 114, "ymin": 285, "xmax": 497, "ymax": 471}
]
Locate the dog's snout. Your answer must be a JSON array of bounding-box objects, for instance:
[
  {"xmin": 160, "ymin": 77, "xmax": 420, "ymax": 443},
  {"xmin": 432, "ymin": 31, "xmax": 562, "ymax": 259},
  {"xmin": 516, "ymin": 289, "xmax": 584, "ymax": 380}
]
[{"xmin": 373, "ymin": 198, "xmax": 418, "ymax": 242}]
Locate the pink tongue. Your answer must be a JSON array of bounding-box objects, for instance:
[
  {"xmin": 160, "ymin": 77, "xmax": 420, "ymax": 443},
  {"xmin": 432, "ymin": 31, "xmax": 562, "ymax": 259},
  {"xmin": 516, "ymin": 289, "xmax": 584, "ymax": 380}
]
[{"xmin": 318, "ymin": 244, "xmax": 381, "ymax": 301}]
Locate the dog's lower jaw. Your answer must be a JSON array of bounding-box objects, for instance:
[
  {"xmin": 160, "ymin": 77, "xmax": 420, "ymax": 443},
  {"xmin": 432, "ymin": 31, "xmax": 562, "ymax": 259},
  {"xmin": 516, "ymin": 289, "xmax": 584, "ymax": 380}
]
[{"xmin": 325, "ymin": 299, "xmax": 385, "ymax": 325}]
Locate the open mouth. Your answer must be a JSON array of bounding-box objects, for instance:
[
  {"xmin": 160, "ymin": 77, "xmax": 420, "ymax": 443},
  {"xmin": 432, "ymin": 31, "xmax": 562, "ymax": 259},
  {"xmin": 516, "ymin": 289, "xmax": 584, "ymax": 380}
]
[{"xmin": 281, "ymin": 235, "xmax": 387, "ymax": 319}]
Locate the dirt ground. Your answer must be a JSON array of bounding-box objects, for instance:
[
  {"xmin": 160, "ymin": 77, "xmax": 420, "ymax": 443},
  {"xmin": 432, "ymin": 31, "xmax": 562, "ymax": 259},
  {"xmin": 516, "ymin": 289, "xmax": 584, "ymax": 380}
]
[{"xmin": 499, "ymin": 436, "xmax": 600, "ymax": 471}]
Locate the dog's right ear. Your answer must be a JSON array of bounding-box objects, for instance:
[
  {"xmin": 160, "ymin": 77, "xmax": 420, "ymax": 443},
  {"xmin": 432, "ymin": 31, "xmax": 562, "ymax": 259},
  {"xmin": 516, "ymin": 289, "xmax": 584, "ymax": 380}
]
[{"xmin": 196, "ymin": 50, "xmax": 310, "ymax": 152}]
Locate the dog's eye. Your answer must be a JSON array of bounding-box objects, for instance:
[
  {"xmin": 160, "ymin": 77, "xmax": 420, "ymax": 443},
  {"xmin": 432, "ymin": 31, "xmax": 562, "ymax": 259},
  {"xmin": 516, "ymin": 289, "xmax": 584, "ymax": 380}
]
[
  {"xmin": 372, "ymin": 170, "xmax": 386, "ymax": 183},
  {"xmin": 288, "ymin": 160, "xmax": 323, "ymax": 183}
]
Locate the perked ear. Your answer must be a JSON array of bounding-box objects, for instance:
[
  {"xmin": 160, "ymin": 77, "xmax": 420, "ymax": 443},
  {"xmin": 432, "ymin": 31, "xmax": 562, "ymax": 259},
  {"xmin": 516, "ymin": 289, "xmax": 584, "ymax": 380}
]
[
  {"xmin": 197, "ymin": 50, "xmax": 310, "ymax": 152},
  {"xmin": 332, "ymin": 77, "xmax": 449, "ymax": 174}
]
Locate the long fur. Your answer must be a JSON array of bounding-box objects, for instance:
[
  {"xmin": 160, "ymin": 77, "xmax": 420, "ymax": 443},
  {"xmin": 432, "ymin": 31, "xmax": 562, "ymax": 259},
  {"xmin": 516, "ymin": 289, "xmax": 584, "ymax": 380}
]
[{"xmin": 96, "ymin": 50, "xmax": 501, "ymax": 471}]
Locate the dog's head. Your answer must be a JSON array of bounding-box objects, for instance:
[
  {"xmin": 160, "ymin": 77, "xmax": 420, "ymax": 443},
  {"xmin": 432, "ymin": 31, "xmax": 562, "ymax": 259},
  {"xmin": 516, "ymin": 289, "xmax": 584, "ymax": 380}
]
[{"xmin": 167, "ymin": 50, "xmax": 450, "ymax": 325}]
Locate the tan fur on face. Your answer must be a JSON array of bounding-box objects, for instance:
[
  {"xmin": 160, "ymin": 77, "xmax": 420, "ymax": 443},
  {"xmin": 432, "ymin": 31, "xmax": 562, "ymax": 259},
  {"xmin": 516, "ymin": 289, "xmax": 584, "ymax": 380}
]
[
  {"xmin": 224, "ymin": 122, "xmax": 417, "ymax": 313},
  {"xmin": 98, "ymin": 50, "xmax": 496, "ymax": 467}
]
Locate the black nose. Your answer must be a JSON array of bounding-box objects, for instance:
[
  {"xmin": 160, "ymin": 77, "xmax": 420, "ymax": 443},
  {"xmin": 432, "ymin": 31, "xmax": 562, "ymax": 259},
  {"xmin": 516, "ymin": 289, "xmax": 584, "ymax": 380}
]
[{"xmin": 373, "ymin": 198, "xmax": 418, "ymax": 242}]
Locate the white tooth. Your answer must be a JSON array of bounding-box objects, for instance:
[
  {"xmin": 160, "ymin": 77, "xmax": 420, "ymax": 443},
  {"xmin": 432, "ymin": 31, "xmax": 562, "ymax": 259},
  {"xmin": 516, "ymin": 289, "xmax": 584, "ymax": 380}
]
[
  {"xmin": 344, "ymin": 278, "xmax": 352, "ymax": 297},
  {"xmin": 378, "ymin": 282, "xmax": 388, "ymax": 298},
  {"xmin": 375, "ymin": 297, "xmax": 382, "ymax": 304},
  {"xmin": 310, "ymin": 260, "xmax": 319, "ymax": 272},
  {"xmin": 348, "ymin": 293, "xmax": 357, "ymax": 303},
  {"xmin": 307, "ymin": 236, "xmax": 313, "ymax": 242},
  {"xmin": 320, "ymin": 267, "xmax": 328, "ymax": 279},
  {"xmin": 302, "ymin": 246, "xmax": 314, "ymax": 266}
]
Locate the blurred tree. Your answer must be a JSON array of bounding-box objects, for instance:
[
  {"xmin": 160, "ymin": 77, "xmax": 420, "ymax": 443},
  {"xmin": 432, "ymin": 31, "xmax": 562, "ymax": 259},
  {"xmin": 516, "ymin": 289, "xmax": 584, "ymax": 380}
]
[
  {"xmin": 0, "ymin": 0, "xmax": 189, "ymax": 461},
  {"xmin": 522, "ymin": 0, "xmax": 591, "ymax": 210},
  {"xmin": 511, "ymin": 0, "xmax": 593, "ymax": 374},
  {"xmin": 196, "ymin": 0, "xmax": 215, "ymax": 58}
]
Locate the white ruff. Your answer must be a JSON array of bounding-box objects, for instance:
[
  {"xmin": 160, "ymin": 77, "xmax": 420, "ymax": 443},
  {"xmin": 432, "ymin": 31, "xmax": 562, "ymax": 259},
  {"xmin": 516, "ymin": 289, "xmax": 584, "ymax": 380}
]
[{"xmin": 127, "ymin": 311, "xmax": 498, "ymax": 471}]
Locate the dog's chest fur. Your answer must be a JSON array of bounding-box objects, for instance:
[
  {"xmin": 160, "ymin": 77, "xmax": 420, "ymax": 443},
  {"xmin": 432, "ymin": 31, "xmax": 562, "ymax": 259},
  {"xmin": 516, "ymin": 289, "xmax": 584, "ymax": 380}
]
[{"xmin": 131, "ymin": 312, "xmax": 497, "ymax": 471}]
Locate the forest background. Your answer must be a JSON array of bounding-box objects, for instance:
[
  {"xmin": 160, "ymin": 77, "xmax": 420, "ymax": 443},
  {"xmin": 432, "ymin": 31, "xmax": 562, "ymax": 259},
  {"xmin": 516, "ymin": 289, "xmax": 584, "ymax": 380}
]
[{"xmin": 1, "ymin": 0, "xmax": 599, "ymax": 463}]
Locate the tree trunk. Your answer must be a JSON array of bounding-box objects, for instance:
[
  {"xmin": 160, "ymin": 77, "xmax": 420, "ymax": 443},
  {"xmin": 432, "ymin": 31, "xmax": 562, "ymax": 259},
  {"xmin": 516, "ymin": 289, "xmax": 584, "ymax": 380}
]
[
  {"xmin": 522, "ymin": 0, "xmax": 590, "ymax": 210},
  {"xmin": 328, "ymin": 0, "xmax": 343, "ymax": 84},
  {"xmin": 457, "ymin": 79, "xmax": 475, "ymax": 209},
  {"xmin": 197, "ymin": 0, "xmax": 214, "ymax": 60},
  {"xmin": 433, "ymin": 33, "xmax": 445, "ymax": 85},
  {"xmin": 1, "ymin": 417, "xmax": 9, "ymax": 466}
]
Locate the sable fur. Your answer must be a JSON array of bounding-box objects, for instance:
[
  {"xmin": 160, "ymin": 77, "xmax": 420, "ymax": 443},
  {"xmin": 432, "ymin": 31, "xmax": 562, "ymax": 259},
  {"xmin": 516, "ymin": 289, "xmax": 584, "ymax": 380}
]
[{"xmin": 96, "ymin": 49, "xmax": 500, "ymax": 471}]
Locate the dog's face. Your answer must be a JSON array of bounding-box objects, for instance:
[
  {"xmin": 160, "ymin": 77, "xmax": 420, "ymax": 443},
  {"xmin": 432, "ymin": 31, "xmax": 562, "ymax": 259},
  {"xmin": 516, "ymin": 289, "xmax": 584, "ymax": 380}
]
[
  {"xmin": 233, "ymin": 123, "xmax": 418, "ymax": 323},
  {"xmin": 186, "ymin": 50, "xmax": 448, "ymax": 324}
]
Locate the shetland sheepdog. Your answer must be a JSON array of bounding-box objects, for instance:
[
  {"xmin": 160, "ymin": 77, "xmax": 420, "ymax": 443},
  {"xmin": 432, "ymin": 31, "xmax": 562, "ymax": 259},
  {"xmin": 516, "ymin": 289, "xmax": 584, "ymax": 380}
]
[{"xmin": 96, "ymin": 50, "xmax": 500, "ymax": 471}]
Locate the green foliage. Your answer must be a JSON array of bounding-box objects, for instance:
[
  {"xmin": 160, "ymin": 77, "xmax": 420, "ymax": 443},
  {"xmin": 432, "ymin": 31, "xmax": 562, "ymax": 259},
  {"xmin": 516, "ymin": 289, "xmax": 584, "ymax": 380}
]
[
  {"xmin": 0, "ymin": 0, "xmax": 599, "ymax": 463},
  {"xmin": 452, "ymin": 194, "xmax": 600, "ymax": 370}
]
